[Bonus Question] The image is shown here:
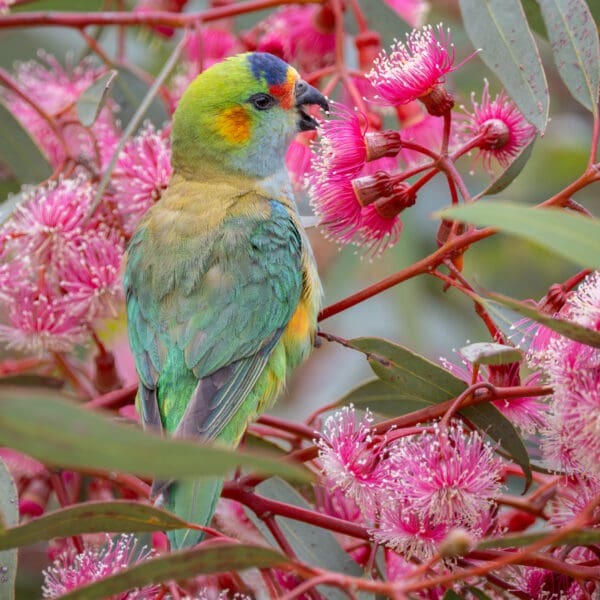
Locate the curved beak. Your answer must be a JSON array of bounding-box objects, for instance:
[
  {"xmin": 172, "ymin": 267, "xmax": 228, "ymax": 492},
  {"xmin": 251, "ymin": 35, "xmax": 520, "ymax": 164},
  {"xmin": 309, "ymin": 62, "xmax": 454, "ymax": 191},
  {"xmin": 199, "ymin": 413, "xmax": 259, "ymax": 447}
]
[{"xmin": 294, "ymin": 79, "xmax": 329, "ymax": 131}]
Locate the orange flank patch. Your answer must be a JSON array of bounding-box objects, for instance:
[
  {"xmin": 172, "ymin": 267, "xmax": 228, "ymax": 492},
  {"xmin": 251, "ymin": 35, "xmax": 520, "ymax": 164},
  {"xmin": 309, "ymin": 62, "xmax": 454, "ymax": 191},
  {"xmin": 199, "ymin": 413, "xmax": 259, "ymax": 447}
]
[
  {"xmin": 285, "ymin": 301, "xmax": 309, "ymax": 340},
  {"xmin": 216, "ymin": 105, "xmax": 251, "ymax": 143}
]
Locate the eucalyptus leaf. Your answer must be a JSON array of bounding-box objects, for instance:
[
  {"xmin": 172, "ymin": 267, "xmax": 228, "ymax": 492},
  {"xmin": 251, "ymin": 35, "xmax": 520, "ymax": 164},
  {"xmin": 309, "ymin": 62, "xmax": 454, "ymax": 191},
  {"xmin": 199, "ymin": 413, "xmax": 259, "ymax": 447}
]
[
  {"xmin": 442, "ymin": 591, "xmax": 466, "ymax": 600},
  {"xmin": 538, "ymin": 0, "xmax": 600, "ymax": 114},
  {"xmin": 247, "ymin": 477, "xmax": 372, "ymax": 600},
  {"xmin": 59, "ymin": 543, "xmax": 286, "ymax": 600},
  {"xmin": 459, "ymin": 342, "xmax": 522, "ymax": 365},
  {"xmin": 481, "ymin": 137, "xmax": 536, "ymax": 196},
  {"xmin": 349, "ymin": 338, "xmax": 467, "ymax": 403},
  {"xmin": 459, "ymin": 0, "xmax": 549, "ymax": 132},
  {"xmin": 76, "ymin": 69, "xmax": 118, "ymax": 127},
  {"xmin": 0, "ymin": 501, "xmax": 188, "ymax": 551},
  {"xmin": 0, "ymin": 459, "xmax": 17, "ymax": 600},
  {"xmin": 438, "ymin": 202, "xmax": 600, "ymax": 270},
  {"xmin": 0, "ymin": 102, "xmax": 52, "ymax": 184},
  {"xmin": 483, "ymin": 290, "xmax": 600, "ymax": 348},
  {"xmin": 477, "ymin": 527, "xmax": 600, "ymax": 549},
  {"xmin": 338, "ymin": 378, "xmax": 434, "ymax": 415},
  {"xmin": 0, "ymin": 387, "xmax": 310, "ymax": 482},
  {"xmin": 466, "ymin": 588, "xmax": 495, "ymax": 600}
]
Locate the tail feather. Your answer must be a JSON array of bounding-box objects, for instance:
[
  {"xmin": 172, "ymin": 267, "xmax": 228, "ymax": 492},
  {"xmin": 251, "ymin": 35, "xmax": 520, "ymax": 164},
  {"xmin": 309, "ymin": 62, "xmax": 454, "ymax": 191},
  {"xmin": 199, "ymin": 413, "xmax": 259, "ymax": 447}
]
[{"xmin": 159, "ymin": 477, "xmax": 223, "ymax": 550}]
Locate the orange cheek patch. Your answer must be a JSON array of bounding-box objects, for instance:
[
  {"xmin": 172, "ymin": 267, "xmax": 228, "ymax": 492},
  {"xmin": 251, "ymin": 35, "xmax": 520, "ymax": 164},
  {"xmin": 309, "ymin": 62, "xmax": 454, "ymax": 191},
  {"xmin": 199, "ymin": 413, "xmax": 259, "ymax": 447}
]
[{"xmin": 215, "ymin": 106, "xmax": 251, "ymax": 144}]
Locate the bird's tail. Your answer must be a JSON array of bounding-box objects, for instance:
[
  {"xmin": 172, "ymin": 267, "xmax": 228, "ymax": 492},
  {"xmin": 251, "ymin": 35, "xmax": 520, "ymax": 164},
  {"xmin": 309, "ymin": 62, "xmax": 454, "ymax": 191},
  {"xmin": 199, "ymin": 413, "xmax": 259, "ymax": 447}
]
[{"xmin": 158, "ymin": 476, "xmax": 223, "ymax": 550}]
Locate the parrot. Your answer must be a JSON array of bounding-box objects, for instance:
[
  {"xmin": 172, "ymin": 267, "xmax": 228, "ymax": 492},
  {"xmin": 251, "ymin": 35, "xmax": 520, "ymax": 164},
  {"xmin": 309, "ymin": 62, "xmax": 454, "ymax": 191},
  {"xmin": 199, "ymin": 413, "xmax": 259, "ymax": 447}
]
[{"xmin": 124, "ymin": 52, "xmax": 328, "ymax": 549}]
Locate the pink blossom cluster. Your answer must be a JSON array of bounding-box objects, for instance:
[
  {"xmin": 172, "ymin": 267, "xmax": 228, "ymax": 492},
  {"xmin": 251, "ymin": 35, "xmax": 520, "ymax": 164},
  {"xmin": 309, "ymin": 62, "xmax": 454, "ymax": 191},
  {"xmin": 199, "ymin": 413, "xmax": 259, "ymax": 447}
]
[
  {"xmin": 317, "ymin": 406, "xmax": 503, "ymax": 562},
  {"xmin": 0, "ymin": 52, "xmax": 173, "ymax": 356},
  {"xmin": 42, "ymin": 534, "xmax": 158, "ymax": 598},
  {"xmin": 526, "ymin": 271, "xmax": 600, "ymax": 481},
  {"xmin": 306, "ymin": 23, "xmax": 535, "ymax": 257}
]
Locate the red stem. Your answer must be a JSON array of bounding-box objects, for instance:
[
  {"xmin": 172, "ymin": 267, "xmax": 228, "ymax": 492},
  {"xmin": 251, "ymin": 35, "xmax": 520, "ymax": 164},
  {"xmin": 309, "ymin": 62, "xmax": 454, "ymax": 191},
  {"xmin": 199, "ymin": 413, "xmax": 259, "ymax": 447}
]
[
  {"xmin": 222, "ymin": 482, "xmax": 371, "ymax": 541},
  {"xmin": 0, "ymin": 0, "xmax": 324, "ymax": 29}
]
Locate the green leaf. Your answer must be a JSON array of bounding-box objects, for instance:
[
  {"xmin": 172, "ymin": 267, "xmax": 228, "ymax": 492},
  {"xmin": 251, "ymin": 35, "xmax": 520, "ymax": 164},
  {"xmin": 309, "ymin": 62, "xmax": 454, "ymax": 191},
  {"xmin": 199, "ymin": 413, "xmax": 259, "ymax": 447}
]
[
  {"xmin": 478, "ymin": 527, "xmax": 600, "ymax": 549},
  {"xmin": 438, "ymin": 202, "xmax": 600, "ymax": 270},
  {"xmin": 461, "ymin": 402, "xmax": 532, "ymax": 491},
  {"xmin": 338, "ymin": 378, "xmax": 434, "ymax": 415},
  {"xmin": 459, "ymin": 0, "xmax": 549, "ymax": 132},
  {"xmin": 76, "ymin": 70, "xmax": 118, "ymax": 127},
  {"xmin": 345, "ymin": 339, "xmax": 531, "ymax": 489},
  {"xmin": 443, "ymin": 592, "xmax": 466, "ymax": 600},
  {"xmin": 466, "ymin": 587, "xmax": 495, "ymax": 600},
  {"xmin": 0, "ymin": 374, "xmax": 64, "ymax": 389},
  {"xmin": 0, "ymin": 102, "xmax": 52, "ymax": 184},
  {"xmin": 481, "ymin": 137, "xmax": 536, "ymax": 196},
  {"xmin": 483, "ymin": 290, "xmax": 600, "ymax": 348},
  {"xmin": 59, "ymin": 542, "xmax": 286, "ymax": 600},
  {"xmin": 0, "ymin": 387, "xmax": 310, "ymax": 483},
  {"xmin": 0, "ymin": 501, "xmax": 188, "ymax": 551},
  {"xmin": 112, "ymin": 66, "xmax": 169, "ymax": 129},
  {"xmin": 349, "ymin": 338, "xmax": 467, "ymax": 403},
  {"xmin": 538, "ymin": 0, "xmax": 600, "ymax": 114},
  {"xmin": 459, "ymin": 342, "xmax": 522, "ymax": 365},
  {"xmin": 0, "ymin": 459, "xmax": 17, "ymax": 600},
  {"xmin": 247, "ymin": 478, "xmax": 371, "ymax": 600}
]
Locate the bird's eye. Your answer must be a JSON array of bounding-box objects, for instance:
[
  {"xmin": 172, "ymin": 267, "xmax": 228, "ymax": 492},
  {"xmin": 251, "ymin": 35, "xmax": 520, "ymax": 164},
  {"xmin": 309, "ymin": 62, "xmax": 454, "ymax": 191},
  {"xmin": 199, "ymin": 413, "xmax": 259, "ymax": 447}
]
[{"xmin": 248, "ymin": 93, "xmax": 276, "ymax": 111}]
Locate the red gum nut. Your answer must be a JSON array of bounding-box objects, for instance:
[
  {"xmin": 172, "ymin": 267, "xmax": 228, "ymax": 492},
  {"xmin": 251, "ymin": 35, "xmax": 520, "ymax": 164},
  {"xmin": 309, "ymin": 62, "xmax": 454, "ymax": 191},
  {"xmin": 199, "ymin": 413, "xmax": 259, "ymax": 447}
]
[{"xmin": 355, "ymin": 30, "xmax": 382, "ymax": 70}]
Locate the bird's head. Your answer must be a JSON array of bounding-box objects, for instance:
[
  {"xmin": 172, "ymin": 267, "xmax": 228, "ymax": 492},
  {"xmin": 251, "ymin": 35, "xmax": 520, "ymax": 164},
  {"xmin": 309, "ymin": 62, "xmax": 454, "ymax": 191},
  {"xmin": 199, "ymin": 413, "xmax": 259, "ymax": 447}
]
[{"xmin": 172, "ymin": 52, "xmax": 329, "ymax": 179}]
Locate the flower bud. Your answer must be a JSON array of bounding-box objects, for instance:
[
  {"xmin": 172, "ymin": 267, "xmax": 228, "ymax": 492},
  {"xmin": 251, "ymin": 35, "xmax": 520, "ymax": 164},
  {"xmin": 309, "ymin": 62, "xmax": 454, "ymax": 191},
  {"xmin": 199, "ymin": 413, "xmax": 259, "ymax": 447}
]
[{"xmin": 439, "ymin": 527, "xmax": 475, "ymax": 558}]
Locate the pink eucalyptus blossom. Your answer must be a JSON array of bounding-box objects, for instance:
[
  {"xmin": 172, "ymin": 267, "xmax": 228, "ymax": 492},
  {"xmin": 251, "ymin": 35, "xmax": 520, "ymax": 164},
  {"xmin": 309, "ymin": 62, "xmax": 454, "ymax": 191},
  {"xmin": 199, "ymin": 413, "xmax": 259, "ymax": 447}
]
[
  {"xmin": 367, "ymin": 24, "xmax": 456, "ymax": 110},
  {"xmin": 285, "ymin": 131, "xmax": 316, "ymax": 190},
  {"xmin": 42, "ymin": 534, "xmax": 157, "ymax": 598},
  {"xmin": 312, "ymin": 103, "xmax": 401, "ymax": 176},
  {"xmin": 371, "ymin": 500, "xmax": 449, "ymax": 561},
  {"xmin": 1, "ymin": 175, "xmax": 98, "ymax": 266},
  {"xmin": 509, "ymin": 566, "xmax": 588, "ymax": 600},
  {"xmin": 108, "ymin": 123, "xmax": 172, "ymax": 237},
  {"xmin": 0, "ymin": 279, "xmax": 88, "ymax": 354},
  {"xmin": 249, "ymin": 5, "xmax": 336, "ymax": 73},
  {"xmin": 171, "ymin": 29, "xmax": 242, "ymax": 102},
  {"xmin": 58, "ymin": 230, "xmax": 125, "ymax": 320},
  {"xmin": 387, "ymin": 425, "xmax": 502, "ymax": 531},
  {"xmin": 384, "ymin": 0, "xmax": 430, "ymax": 27},
  {"xmin": 3, "ymin": 53, "xmax": 118, "ymax": 167},
  {"xmin": 317, "ymin": 406, "xmax": 389, "ymax": 514},
  {"xmin": 461, "ymin": 80, "xmax": 536, "ymax": 173},
  {"xmin": 549, "ymin": 476, "xmax": 600, "ymax": 529}
]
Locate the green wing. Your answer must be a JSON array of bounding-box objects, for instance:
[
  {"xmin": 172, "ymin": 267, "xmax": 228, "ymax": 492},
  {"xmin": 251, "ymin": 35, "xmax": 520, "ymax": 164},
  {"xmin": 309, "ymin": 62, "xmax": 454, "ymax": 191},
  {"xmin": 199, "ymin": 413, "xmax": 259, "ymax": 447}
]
[{"xmin": 125, "ymin": 199, "xmax": 303, "ymax": 440}]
